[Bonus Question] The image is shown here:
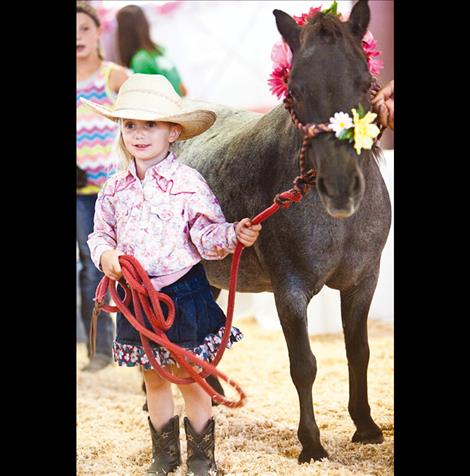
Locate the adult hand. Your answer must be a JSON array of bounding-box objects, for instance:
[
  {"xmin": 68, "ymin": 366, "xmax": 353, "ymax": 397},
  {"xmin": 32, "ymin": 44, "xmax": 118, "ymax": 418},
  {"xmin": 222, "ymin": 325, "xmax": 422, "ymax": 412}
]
[
  {"xmin": 235, "ymin": 218, "xmax": 262, "ymax": 247},
  {"xmin": 100, "ymin": 249, "xmax": 124, "ymax": 281},
  {"xmin": 372, "ymin": 79, "xmax": 394, "ymax": 130}
]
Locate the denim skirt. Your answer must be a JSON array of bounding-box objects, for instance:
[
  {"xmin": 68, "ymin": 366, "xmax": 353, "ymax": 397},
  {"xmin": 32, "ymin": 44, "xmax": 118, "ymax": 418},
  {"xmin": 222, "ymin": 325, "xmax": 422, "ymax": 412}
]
[{"xmin": 113, "ymin": 262, "xmax": 243, "ymax": 368}]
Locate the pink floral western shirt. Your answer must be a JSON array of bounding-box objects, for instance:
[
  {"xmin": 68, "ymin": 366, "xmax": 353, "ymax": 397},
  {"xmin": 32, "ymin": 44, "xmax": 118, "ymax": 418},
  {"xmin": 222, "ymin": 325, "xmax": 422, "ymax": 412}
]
[{"xmin": 87, "ymin": 152, "xmax": 238, "ymax": 282}]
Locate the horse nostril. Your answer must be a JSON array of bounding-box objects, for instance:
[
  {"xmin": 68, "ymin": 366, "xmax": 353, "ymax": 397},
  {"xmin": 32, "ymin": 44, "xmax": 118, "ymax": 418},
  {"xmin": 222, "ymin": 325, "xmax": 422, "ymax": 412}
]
[
  {"xmin": 318, "ymin": 177, "xmax": 338, "ymax": 198},
  {"xmin": 317, "ymin": 177, "xmax": 331, "ymax": 198},
  {"xmin": 352, "ymin": 174, "xmax": 362, "ymax": 194}
]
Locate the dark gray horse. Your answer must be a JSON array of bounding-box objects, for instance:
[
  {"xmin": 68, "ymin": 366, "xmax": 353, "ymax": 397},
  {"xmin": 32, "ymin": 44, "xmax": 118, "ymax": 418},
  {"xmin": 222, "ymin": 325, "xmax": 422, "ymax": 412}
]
[{"xmin": 173, "ymin": 0, "xmax": 391, "ymax": 462}]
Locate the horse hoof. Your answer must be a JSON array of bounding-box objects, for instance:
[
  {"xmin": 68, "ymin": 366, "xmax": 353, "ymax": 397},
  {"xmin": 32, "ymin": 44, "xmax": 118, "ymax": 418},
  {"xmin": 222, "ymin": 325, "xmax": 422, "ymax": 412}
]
[
  {"xmin": 298, "ymin": 445, "xmax": 329, "ymax": 463},
  {"xmin": 352, "ymin": 426, "xmax": 384, "ymax": 444}
]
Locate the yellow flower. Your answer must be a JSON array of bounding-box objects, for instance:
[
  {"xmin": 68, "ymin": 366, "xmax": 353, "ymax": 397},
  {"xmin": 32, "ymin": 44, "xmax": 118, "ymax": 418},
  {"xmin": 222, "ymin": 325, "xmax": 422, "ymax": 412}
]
[{"xmin": 352, "ymin": 108, "xmax": 380, "ymax": 154}]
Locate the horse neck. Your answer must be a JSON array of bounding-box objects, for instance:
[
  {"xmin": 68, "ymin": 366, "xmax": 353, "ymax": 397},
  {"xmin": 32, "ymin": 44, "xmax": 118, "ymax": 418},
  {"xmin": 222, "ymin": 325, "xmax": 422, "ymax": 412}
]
[{"xmin": 245, "ymin": 104, "xmax": 304, "ymax": 190}]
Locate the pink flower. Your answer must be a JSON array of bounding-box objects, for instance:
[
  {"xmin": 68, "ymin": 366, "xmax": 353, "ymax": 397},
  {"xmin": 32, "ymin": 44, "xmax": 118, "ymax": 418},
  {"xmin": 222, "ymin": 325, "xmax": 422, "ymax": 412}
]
[
  {"xmin": 367, "ymin": 56, "xmax": 384, "ymax": 77},
  {"xmin": 362, "ymin": 30, "xmax": 384, "ymax": 77},
  {"xmin": 271, "ymin": 40, "xmax": 293, "ymax": 69},
  {"xmin": 362, "ymin": 30, "xmax": 378, "ymax": 53},
  {"xmin": 293, "ymin": 6, "xmax": 322, "ymax": 26},
  {"xmin": 267, "ymin": 65, "xmax": 290, "ymax": 99}
]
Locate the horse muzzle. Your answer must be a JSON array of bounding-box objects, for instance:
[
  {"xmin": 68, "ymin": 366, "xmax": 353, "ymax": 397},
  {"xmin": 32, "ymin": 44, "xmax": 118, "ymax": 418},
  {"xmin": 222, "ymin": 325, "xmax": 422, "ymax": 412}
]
[{"xmin": 316, "ymin": 173, "xmax": 365, "ymax": 219}]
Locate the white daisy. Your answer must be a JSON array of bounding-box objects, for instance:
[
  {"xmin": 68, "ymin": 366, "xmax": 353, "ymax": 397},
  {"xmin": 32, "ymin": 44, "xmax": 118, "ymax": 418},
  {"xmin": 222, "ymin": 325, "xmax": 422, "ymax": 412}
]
[{"xmin": 329, "ymin": 112, "xmax": 354, "ymax": 137}]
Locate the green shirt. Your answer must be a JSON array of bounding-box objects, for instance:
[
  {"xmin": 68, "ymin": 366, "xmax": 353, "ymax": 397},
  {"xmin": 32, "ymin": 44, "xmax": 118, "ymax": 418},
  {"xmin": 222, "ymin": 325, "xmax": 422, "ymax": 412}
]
[{"xmin": 130, "ymin": 47, "xmax": 184, "ymax": 95}]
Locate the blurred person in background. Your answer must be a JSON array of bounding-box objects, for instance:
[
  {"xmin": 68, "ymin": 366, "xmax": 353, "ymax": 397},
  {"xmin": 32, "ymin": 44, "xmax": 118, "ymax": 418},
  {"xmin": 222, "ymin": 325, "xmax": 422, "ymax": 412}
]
[
  {"xmin": 116, "ymin": 4, "xmax": 187, "ymax": 96},
  {"xmin": 77, "ymin": 1, "xmax": 129, "ymax": 372}
]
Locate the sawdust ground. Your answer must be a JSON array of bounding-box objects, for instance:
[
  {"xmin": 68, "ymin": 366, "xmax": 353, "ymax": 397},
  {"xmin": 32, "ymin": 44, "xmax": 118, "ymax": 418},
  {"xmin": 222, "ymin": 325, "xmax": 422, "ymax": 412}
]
[{"xmin": 77, "ymin": 316, "xmax": 393, "ymax": 475}]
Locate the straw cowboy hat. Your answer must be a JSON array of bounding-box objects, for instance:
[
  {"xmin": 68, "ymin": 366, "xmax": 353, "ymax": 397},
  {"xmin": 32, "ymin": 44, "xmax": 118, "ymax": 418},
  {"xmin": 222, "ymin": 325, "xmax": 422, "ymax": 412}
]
[{"xmin": 80, "ymin": 74, "xmax": 216, "ymax": 140}]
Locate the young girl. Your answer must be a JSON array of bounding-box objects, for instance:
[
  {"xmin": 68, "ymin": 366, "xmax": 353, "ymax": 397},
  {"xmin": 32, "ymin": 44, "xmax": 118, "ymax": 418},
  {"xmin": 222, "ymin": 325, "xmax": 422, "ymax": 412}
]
[
  {"xmin": 83, "ymin": 74, "xmax": 261, "ymax": 476},
  {"xmin": 76, "ymin": 1, "xmax": 129, "ymax": 372},
  {"xmin": 116, "ymin": 4, "xmax": 187, "ymax": 96}
]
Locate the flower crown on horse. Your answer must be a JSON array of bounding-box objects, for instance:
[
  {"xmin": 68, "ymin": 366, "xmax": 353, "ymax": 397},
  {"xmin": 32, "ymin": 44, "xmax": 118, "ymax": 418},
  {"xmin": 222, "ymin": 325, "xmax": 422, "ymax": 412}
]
[{"xmin": 268, "ymin": 1, "xmax": 384, "ymax": 154}]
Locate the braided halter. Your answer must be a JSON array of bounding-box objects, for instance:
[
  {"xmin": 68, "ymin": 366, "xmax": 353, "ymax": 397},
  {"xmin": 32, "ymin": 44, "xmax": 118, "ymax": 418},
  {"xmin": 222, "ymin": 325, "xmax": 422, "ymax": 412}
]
[{"xmin": 277, "ymin": 80, "xmax": 385, "ymax": 205}]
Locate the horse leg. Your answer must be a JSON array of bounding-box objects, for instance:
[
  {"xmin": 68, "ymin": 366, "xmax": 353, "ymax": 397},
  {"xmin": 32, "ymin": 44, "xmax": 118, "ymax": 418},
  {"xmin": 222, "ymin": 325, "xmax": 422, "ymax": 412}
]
[
  {"xmin": 340, "ymin": 272, "xmax": 384, "ymax": 444},
  {"xmin": 274, "ymin": 289, "xmax": 328, "ymax": 463}
]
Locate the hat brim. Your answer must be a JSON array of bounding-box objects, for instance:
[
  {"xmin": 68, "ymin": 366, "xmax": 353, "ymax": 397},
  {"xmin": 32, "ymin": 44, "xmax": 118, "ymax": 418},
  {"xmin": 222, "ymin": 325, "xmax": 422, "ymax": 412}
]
[{"xmin": 80, "ymin": 97, "xmax": 216, "ymax": 140}]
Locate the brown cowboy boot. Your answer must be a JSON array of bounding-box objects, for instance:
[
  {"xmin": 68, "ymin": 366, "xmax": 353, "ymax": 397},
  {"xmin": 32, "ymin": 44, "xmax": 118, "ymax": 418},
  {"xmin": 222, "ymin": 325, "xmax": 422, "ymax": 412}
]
[
  {"xmin": 146, "ymin": 415, "xmax": 181, "ymax": 475},
  {"xmin": 184, "ymin": 417, "xmax": 218, "ymax": 475}
]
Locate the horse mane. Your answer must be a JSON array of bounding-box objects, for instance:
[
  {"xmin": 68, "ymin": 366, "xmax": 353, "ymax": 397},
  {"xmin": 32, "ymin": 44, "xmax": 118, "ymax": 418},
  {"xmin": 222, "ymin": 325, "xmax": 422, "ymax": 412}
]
[
  {"xmin": 371, "ymin": 144, "xmax": 384, "ymax": 166},
  {"xmin": 307, "ymin": 12, "xmax": 345, "ymax": 40}
]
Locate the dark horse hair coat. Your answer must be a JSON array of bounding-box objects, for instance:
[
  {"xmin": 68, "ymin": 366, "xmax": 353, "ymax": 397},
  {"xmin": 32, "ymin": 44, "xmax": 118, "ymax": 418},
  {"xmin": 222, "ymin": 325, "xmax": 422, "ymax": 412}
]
[{"xmin": 173, "ymin": 0, "xmax": 391, "ymax": 463}]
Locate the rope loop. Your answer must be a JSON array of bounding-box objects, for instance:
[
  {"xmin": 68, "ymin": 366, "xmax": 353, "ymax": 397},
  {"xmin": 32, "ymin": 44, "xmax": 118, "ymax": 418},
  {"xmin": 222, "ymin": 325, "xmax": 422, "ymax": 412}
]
[
  {"xmin": 91, "ymin": 255, "xmax": 246, "ymax": 408},
  {"xmin": 293, "ymin": 169, "xmax": 317, "ymax": 194}
]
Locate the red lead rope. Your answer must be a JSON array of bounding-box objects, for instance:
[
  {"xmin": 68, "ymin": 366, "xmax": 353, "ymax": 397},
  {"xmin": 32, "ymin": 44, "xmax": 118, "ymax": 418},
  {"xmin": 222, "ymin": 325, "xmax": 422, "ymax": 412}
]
[
  {"xmin": 90, "ymin": 85, "xmax": 386, "ymax": 407},
  {"xmin": 89, "ymin": 189, "xmax": 304, "ymax": 408}
]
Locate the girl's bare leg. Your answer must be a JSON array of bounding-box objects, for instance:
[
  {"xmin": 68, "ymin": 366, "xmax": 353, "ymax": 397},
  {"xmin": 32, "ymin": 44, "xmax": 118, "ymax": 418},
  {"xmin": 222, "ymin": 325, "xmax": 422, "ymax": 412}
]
[
  {"xmin": 143, "ymin": 368, "xmax": 174, "ymax": 431},
  {"xmin": 174, "ymin": 366, "xmax": 212, "ymax": 433}
]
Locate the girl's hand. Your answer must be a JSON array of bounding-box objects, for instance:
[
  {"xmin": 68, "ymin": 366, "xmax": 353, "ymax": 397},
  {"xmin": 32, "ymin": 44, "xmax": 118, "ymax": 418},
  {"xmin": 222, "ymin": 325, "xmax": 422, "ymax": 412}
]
[
  {"xmin": 100, "ymin": 249, "xmax": 124, "ymax": 281},
  {"xmin": 235, "ymin": 218, "xmax": 262, "ymax": 247}
]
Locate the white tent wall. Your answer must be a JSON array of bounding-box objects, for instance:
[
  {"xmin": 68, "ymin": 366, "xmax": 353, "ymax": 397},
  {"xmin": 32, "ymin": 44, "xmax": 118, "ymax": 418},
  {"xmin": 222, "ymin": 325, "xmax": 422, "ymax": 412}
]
[
  {"xmin": 95, "ymin": 1, "xmax": 393, "ymax": 334},
  {"xmin": 99, "ymin": 1, "xmax": 353, "ymax": 111}
]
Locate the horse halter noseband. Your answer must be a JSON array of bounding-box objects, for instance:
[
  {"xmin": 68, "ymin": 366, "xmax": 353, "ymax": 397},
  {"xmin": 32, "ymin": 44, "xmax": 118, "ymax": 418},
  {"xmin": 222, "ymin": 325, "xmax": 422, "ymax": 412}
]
[{"xmin": 276, "ymin": 80, "xmax": 385, "ymax": 206}]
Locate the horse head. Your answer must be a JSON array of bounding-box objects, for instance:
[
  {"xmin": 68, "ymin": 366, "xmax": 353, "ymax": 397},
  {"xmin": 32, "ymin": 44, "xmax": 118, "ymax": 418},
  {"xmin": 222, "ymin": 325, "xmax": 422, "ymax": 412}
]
[{"xmin": 274, "ymin": 0, "xmax": 374, "ymax": 218}]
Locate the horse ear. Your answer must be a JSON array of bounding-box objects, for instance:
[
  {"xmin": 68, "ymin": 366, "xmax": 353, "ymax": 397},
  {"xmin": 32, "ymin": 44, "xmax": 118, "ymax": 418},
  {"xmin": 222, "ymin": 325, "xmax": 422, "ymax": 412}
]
[
  {"xmin": 273, "ymin": 9, "xmax": 300, "ymax": 54},
  {"xmin": 347, "ymin": 0, "xmax": 370, "ymax": 40}
]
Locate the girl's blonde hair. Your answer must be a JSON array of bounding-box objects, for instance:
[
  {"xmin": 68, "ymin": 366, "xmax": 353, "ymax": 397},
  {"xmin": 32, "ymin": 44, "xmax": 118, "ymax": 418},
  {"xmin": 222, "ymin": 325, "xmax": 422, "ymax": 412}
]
[{"xmin": 114, "ymin": 128, "xmax": 133, "ymax": 171}]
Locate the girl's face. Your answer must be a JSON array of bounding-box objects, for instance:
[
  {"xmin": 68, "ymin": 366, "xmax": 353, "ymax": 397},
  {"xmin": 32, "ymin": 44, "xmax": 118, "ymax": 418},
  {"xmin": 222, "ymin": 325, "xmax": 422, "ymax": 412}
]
[
  {"xmin": 76, "ymin": 12, "xmax": 100, "ymax": 59},
  {"xmin": 121, "ymin": 120, "xmax": 181, "ymax": 162}
]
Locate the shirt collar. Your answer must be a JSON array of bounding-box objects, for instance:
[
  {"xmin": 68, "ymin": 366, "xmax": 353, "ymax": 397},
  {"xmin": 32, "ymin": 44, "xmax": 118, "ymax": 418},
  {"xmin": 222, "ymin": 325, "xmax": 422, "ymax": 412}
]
[
  {"xmin": 151, "ymin": 151, "xmax": 178, "ymax": 180},
  {"xmin": 126, "ymin": 151, "xmax": 178, "ymax": 181}
]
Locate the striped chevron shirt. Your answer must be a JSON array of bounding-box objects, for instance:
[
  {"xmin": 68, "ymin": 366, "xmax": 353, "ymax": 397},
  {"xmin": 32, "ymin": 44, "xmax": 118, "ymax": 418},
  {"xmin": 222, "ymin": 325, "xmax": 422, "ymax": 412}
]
[{"xmin": 77, "ymin": 62, "xmax": 119, "ymax": 195}]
